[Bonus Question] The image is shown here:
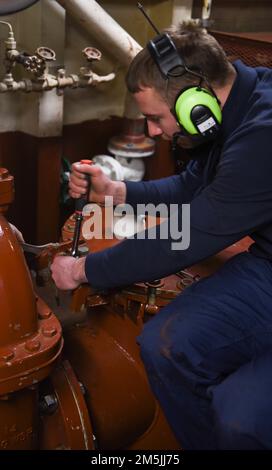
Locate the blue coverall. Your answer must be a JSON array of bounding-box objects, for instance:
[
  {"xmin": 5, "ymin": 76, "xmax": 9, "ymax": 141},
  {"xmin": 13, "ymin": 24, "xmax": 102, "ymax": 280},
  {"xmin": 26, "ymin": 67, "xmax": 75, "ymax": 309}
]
[{"xmin": 85, "ymin": 61, "xmax": 272, "ymax": 449}]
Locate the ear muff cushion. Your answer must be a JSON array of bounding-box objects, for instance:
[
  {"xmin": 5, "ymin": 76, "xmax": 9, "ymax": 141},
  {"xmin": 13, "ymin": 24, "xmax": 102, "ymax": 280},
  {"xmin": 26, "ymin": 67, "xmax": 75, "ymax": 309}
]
[{"xmin": 175, "ymin": 87, "xmax": 222, "ymax": 135}]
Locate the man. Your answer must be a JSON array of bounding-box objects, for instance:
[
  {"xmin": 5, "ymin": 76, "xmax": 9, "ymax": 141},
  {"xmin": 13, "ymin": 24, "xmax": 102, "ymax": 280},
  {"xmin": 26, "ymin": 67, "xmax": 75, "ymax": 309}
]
[{"xmin": 51, "ymin": 22, "xmax": 272, "ymax": 449}]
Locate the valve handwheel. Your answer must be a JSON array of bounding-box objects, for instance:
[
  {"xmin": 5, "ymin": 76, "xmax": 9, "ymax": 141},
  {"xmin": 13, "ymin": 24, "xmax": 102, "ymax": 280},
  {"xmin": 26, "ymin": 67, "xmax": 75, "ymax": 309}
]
[{"xmin": 36, "ymin": 47, "xmax": 56, "ymax": 62}]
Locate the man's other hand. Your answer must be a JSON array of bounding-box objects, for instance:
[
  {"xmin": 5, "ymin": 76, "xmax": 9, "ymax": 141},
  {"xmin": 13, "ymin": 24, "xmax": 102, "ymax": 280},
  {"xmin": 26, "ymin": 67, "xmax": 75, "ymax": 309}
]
[{"xmin": 51, "ymin": 255, "xmax": 88, "ymax": 290}]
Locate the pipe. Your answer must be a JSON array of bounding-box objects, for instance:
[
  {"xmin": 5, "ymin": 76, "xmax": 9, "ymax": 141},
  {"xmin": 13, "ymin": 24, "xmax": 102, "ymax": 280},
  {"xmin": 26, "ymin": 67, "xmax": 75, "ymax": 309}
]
[
  {"xmin": 172, "ymin": 0, "xmax": 193, "ymax": 25},
  {"xmin": 202, "ymin": 0, "xmax": 213, "ymax": 20},
  {"xmin": 0, "ymin": 71, "xmax": 115, "ymax": 93},
  {"xmin": 57, "ymin": 0, "xmax": 142, "ymax": 66}
]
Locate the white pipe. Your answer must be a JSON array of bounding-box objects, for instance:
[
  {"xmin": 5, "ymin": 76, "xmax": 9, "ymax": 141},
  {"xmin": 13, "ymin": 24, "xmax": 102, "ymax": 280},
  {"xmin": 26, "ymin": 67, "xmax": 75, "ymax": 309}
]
[
  {"xmin": 57, "ymin": 0, "xmax": 142, "ymax": 66},
  {"xmin": 172, "ymin": 0, "xmax": 193, "ymax": 25},
  {"xmin": 0, "ymin": 72, "xmax": 115, "ymax": 93},
  {"xmin": 202, "ymin": 0, "xmax": 213, "ymax": 20}
]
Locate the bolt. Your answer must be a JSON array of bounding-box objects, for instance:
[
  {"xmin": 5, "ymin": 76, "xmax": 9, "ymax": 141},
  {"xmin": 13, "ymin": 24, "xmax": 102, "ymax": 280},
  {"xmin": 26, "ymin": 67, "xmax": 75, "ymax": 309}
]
[
  {"xmin": 0, "ymin": 394, "xmax": 10, "ymax": 401},
  {"xmin": 25, "ymin": 339, "xmax": 40, "ymax": 352},
  {"xmin": 0, "ymin": 168, "xmax": 9, "ymax": 179},
  {"xmin": 1, "ymin": 348, "xmax": 14, "ymax": 361},
  {"xmin": 39, "ymin": 394, "xmax": 58, "ymax": 415},
  {"xmin": 42, "ymin": 327, "xmax": 57, "ymax": 338},
  {"xmin": 78, "ymin": 245, "xmax": 89, "ymax": 255},
  {"xmin": 38, "ymin": 309, "xmax": 52, "ymax": 320},
  {"xmin": 145, "ymin": 279, "xmax": 163, "ymax": 288},
  {"xmin": 79, "ymin": 382, "xmax": 87, "ymax": 396}
]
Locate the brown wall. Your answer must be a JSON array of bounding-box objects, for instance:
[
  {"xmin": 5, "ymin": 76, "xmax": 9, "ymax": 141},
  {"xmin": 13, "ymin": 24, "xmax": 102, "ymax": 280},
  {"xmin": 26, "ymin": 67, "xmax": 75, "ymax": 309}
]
[
  {"xmin": 62, "ymin": 118, "xmax": 124, "ymax": 164},
  {"xmin": 0, "ymin": 132, "xmax": 62, "ymax": 243}
]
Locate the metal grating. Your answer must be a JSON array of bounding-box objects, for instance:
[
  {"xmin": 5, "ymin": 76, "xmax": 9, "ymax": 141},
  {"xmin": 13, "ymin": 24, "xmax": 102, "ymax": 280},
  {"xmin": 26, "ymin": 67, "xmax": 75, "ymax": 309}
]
[{"xmin": 211, "ymin": 31, "xmax": 272, "ymax": 68}]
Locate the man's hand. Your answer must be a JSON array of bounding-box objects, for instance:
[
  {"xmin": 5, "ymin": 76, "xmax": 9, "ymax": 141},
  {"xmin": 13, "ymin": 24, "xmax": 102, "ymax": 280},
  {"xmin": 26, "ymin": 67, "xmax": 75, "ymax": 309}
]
[
  {"xmin": 51, "ymin": 255, "xmax": 88, "ymax": 290},
  {"xmin": 69, "ymin": 161, "xmax": 126, "ymax": 205}
]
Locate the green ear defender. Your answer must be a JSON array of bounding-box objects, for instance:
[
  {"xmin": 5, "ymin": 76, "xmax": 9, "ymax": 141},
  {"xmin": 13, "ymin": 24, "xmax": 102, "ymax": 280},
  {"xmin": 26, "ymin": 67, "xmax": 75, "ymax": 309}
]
[
  {"xmin": 146, "ymin": 32, "xmax": 223, "ymax": 141},
  {"xmin": 174, "ymin": 87, "xmax": 222, "ymax": 138}
]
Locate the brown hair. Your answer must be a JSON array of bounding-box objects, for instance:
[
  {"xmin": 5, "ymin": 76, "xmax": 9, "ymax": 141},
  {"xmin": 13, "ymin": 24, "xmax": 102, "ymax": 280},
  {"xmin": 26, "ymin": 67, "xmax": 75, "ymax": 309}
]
[{"xmin": 126, "ymin": 21, "xmax": 235, "ymax": 106}]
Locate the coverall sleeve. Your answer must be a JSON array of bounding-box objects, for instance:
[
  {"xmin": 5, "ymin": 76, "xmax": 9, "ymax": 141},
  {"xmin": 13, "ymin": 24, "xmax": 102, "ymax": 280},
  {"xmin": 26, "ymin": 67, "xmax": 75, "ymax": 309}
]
[
  {"xmin": 85, "ymin": 128, "xmax": 272, "ymax": 289},
  {"xmin": 125, "ymin": 159, "xmax": 204, "ymax": 207}
]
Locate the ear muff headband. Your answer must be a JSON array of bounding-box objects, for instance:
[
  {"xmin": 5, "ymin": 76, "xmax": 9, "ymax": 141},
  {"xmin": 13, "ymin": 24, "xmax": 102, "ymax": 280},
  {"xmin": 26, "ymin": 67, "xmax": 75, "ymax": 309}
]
[{"xmin": 175, "ymin": 87, "xmax": 222, "ymax": 135}]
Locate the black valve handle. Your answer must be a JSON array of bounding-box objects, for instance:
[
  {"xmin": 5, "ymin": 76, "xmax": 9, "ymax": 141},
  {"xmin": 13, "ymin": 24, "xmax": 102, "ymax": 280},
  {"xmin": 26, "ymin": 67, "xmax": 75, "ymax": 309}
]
[
  {"xmin": 71, "ymin": 159, "xmax": 93, "ymax": 257},
  {"xmin": 74, "ymin": 159, "xmax": 92, "ymax": 211}
]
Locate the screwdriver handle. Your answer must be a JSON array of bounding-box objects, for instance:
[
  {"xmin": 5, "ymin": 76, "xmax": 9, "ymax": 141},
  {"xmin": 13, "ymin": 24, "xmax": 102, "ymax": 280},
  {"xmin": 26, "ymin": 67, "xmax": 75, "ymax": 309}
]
[
  {"xmin": 75, "ymin": 159, "xmax": 93, "ymax": 213},
  {"xmin": 71, "ymin": 159, "xmax": 93, "ymax": 258}
]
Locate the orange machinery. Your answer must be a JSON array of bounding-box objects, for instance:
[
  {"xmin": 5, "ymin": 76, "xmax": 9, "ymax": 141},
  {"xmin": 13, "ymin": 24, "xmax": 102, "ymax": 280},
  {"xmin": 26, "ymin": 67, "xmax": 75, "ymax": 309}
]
[{"xmin": 0, "ymin": 166, "xmax": 250, "ymax": 450}]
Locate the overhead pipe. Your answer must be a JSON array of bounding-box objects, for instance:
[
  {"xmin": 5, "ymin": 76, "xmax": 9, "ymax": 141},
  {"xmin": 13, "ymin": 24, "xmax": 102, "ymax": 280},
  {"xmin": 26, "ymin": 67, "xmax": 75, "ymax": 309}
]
[
  {"xmin": 57, "ymin": 0, "xmax": 143, "ymax": 119},
  {"xmin": 202, "ymin": 0, "xmax": 213, "ymax": 28},
  {"xmin": 57, "ymin": 0, "xmax": 142, "ymax": 67},
  {"xmin": 202, "ymin": 0, "xmax": 213, "ymax": 19}
]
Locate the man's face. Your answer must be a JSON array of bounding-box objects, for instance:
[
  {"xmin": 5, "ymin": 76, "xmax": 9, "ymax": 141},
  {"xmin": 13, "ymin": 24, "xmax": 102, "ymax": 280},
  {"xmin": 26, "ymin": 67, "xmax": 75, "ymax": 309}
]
[{"xmin": 134, "ymin": 87, "xmax": 195, "ymax": 149}]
